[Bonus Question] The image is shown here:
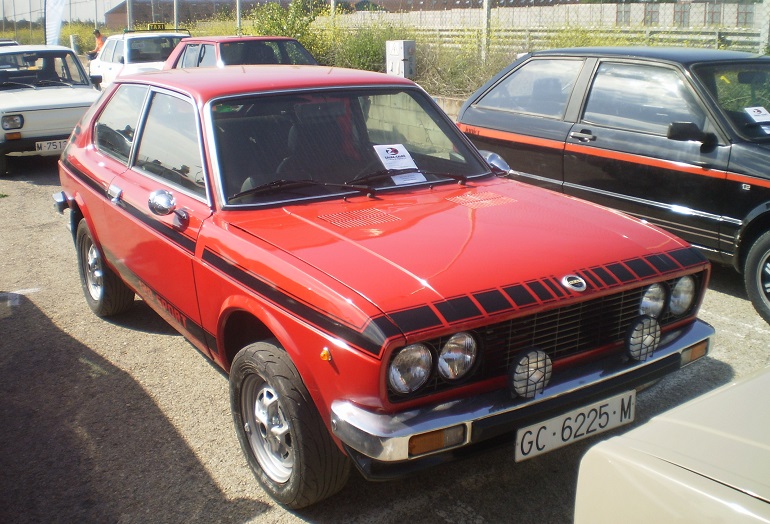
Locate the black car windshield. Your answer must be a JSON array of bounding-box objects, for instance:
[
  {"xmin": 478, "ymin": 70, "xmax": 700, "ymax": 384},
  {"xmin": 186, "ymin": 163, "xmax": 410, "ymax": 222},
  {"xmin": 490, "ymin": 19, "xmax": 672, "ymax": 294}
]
[
  {"xmin": 693, "ymin": 61, "xmax": 770, "ymax": 141},
  {"xmin": 0, "ymin": 50, "xmax": 90, "ymax": 88},
  {"xmin": 212, "ymin": 87, "xmax": 489, "ymax": 205}
]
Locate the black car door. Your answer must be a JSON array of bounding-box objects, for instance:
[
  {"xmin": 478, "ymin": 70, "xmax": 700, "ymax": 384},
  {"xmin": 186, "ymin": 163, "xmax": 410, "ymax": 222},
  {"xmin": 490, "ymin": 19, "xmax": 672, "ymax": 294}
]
[
  {"xmin": 458, "ymin": 57, "xmax": 585, "ymax": 191},
  {"xmin": 563, "ymin": 60, "xmax": 731, "ymax": 256}
]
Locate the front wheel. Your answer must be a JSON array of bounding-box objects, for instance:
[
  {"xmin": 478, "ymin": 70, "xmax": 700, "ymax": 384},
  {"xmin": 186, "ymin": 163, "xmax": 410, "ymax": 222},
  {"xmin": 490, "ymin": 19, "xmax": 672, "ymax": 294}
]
[
  {"xmin": 76, "ymin": 219, "xmax": 134, "ymax": 317},
  {"xmin": 230, "ymin": 341, "xmax": 350, "ymax": 509},
  {"xmin": 744, "ymin": 230, "xmax": 770, "ymax": 324}
]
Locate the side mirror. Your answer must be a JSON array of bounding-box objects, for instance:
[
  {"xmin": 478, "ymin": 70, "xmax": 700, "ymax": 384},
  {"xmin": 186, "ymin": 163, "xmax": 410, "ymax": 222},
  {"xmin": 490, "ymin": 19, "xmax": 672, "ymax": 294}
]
[
  {"xmin": 90, "ymin": 74, "xmax": 102, "ymax": 87},
  {"xmin": 479, "ymin": 150, "xmax": 511, "ymax": 176},
  {"xmin": 667, "ymin": 122, "xmax": 717, "ymax": 149}
]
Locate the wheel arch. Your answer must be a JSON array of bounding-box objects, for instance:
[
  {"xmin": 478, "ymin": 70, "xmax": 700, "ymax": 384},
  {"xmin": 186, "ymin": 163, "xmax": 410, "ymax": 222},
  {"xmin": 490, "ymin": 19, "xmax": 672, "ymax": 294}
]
[{"xmin": 735, "ymin": 205, "xmax": 770, "ymax": 273}]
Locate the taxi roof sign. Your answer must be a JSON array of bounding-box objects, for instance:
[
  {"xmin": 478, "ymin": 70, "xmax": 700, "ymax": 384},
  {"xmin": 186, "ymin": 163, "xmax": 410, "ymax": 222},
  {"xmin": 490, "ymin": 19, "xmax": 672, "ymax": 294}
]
[{"xmin": 147, "ymin": 23, "xmax": 166, "ymax": 30}]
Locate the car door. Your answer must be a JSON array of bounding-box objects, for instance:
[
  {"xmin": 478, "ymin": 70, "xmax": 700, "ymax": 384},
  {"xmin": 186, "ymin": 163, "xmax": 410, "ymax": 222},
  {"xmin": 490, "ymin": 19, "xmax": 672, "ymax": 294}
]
[
  {"xmin": 563, "ymin": 60, "xmax": 731, "ymax": 256},
  {"xmin": 104, "ymin": 87, "xmax": 213, "ymax": 353},
  {"xmin": 458, "ymin": 57, "xmax": 585, "ymax": 190}
]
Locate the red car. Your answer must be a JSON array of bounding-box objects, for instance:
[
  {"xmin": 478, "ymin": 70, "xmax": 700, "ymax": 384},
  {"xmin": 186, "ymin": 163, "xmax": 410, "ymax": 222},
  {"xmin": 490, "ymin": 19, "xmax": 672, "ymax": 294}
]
[
  {"xmin": 163, "ymin": 35, "xmax": 317, "ymax": 69},
  {"xmin": 54, "ymin": 65, "xmax": 714, "ymax": 508}
]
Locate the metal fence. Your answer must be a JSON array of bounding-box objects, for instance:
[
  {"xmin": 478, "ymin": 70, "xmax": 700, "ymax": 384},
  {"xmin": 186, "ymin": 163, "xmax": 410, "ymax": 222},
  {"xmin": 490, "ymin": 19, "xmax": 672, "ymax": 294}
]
[{"xmin": 316, "ymin": 0, "xmax": 770, "ymax": 54}]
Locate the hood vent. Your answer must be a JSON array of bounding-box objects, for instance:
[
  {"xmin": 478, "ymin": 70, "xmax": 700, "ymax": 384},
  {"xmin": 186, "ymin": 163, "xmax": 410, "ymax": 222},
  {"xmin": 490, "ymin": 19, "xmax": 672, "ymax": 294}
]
[
  {"xmin": 447, "ymin": 191, "xmax": 515, "ymax": 209},
  {"xmin": 318, "ymin": 208, "xmax": 401, "ymax": 228}
]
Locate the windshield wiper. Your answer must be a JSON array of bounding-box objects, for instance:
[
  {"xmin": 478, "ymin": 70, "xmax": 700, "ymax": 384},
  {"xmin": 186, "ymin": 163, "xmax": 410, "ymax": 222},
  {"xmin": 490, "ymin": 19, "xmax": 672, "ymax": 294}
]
[
  {"xmin": 36, "ymin": 79, "xmax": 72, "ymax": 87},
  {"xmin": 229, "ymin": 178, "xmax": 375, "ymax": 202},
  {"xmin": 351, "ymin": 168, "xmax": 467, "ymax": 185},
  {"xmin": 1, "ymin": 81, "xmax": 36, "ymax": 89}
]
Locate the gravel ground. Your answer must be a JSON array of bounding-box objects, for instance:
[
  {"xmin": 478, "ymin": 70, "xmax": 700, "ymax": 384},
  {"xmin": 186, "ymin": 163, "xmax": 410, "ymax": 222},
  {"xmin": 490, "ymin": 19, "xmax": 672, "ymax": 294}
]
[{"xmin": 2, "ymin": 157, "xmax": 769, "ymax": 524}]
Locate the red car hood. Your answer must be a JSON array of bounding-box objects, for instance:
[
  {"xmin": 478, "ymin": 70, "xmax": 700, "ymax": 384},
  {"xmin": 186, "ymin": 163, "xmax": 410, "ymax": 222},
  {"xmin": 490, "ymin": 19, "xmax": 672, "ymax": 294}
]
[{"xmin": 229, "ymin": 178, "xmax": 690, "ymax": 319}]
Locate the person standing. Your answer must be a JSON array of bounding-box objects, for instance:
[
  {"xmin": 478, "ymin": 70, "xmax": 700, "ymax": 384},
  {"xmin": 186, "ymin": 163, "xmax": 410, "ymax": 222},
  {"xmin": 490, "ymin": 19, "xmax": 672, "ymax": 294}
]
[{"xmin": 87, "ymin": 29, "xmax": 105, "ymax": 59}]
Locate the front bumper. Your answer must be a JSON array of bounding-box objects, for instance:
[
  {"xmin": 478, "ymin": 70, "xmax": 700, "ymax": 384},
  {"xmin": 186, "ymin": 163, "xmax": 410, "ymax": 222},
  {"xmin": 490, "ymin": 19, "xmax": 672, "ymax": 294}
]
[{"xmin": 331, "ymin": 319, "xmax": 714, "ymax": 480}]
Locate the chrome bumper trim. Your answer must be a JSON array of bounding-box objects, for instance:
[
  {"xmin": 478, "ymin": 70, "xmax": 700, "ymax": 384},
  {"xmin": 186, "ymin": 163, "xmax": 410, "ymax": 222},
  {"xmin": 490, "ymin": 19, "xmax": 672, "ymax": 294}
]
[{"xmin": 331, "ymin": 319, "xmax": 713, "ymax": 463}]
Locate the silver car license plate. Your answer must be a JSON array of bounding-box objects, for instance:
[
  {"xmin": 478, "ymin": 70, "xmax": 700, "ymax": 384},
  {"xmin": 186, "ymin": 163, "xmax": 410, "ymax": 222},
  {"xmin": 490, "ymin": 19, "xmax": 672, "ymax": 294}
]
[
  {"xmin": 35, "ymin": 139, "xmax": 68, "ymax": 152},
  {"xmin": 515, "ymin": 390, "xmax": 636, "ymax": 462}
]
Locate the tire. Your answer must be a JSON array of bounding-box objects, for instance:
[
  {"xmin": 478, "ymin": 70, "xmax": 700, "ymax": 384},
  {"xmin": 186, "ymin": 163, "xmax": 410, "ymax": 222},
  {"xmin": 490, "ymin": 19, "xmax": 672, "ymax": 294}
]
[
  {"xmin": 744, "ymin": 230, "xmax": 770, "ymax": 324},
  {"xmin": 0, "ymin": 154, "xmax": 6, "ymax": 177},
  {"xmin": 76, "ymin": 219, "xmax": 134, "ymax": 317},
  {"xmin": 230, "ymin": 340, "xmax": 350, "ymax": 509}
]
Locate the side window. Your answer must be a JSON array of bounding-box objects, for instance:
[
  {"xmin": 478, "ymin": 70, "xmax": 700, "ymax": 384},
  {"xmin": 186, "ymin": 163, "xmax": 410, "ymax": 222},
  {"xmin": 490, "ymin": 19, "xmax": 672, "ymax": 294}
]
[
  {"xmin": 101, "ymin": 40, "xmax": 116, "ymax": 62},
  {"xmin": 135, "ymin": 92, "xmax": 205, "ymax": 197},
  {"xmin": 476, "ymin": 59, "xmax": 583, "ymax": 119},
  {"xmin": 180, "ymin": 44, "xmax": 200, "ymax": 68},
  {"xmin": 583, "ymin": 62, "xmax": 707, "ymax": 135},
  {"xmin": 94, "ymin": 84, "xmax": 148, "ymax": 164},
  {"xmin": 113, "ymin": 41, "xmax": 124, "ymax": 64},
  {"xmin": 199, "ymin": 45, "xmax": 216, "ymax": 67}
]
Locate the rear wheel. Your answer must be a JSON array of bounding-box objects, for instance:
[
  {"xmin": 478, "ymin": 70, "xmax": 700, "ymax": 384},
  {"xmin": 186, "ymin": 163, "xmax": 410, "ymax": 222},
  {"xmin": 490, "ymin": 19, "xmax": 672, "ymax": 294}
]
[
  {"xmin": 230, "ymin": 340, "xmax": 350, "ymax": 509},
  {"xmin": 744, "ymin": 230, "xmax": 770, "ymax": 324},
  {"xmin": 76, "ymin": 219, "xmax": 134, "ymax": 316}
]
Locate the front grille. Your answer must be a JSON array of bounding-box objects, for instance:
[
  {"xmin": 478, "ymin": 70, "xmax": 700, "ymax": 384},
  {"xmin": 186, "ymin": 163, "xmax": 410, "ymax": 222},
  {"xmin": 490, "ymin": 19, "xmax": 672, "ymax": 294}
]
[{"xmin": 388, "ymin": 274, "xmax": 702, "ymax": 402}]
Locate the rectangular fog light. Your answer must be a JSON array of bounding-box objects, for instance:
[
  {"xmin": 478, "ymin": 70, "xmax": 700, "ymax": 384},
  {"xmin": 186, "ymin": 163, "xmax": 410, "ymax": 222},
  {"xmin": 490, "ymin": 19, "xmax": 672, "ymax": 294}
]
[{"xmin": 408, "ymin": 425, "xmax": 466, "ymax": 457}]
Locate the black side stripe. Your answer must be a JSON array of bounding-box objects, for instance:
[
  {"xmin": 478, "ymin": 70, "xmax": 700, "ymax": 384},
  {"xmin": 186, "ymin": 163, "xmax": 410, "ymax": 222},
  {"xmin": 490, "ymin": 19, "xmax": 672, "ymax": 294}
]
[
  {"xmin": 120, "ymin": 199, "xmax": 196, "ymax": 254},
  {"xmin": 202, "ymin": 248, "xmax": 391, "ymax": 355},
  {"xmin": 63, "ymin": 158, "xmax": 196, "ymax": 254},
  {"xmin": 63, "ymin": 157, "xmax": 105, "ymax": 196}
]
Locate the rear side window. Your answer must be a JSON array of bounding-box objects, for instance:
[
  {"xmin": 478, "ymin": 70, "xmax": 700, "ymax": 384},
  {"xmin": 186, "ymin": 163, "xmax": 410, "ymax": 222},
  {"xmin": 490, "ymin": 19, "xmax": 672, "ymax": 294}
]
[
  {"xmin": 583, "ymin": 62, "xmax": 707, "ymax": 135},
  {"xmin": 180, "ymin": 44, "xmax": 201, "ymax": 68},
  {"xmin": 94, "ymin": 84, "xmax": 148, "ymax": 164},
  {"xmin": 476, "ymin": 58, "xmax": 583, "ymax": 119},
  {"xmin": 135, "ymin": 92, "xmax": 205, "ymax": 197}
]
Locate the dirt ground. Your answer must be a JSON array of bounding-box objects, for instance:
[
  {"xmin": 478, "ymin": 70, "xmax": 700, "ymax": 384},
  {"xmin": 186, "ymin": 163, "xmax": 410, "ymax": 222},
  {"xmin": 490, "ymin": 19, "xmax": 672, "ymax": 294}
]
[{"xmin": 2, "ymin": 157, "xmax": 769, "ymax": 523}]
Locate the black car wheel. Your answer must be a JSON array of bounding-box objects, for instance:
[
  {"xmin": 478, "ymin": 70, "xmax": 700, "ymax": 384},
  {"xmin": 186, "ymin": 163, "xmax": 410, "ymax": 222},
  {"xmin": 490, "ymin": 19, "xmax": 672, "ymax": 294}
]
[
  {"xmin": 76, "ymin": 219, "xmax": 134, "ymax": 317},
  {"xmin": 230, "ymin": 340, "xmax": 350, "ymax": 509},
  {"xmin": 744, "ymin": 230, "xmax": 770, "ymax": 324}
]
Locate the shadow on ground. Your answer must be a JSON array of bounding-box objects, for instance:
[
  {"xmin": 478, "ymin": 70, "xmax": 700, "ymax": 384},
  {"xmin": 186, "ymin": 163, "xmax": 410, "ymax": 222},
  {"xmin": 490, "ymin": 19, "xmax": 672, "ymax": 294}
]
[{"xmin": 0, "ymin": 293, "xmax": 266, "ymax": 524}]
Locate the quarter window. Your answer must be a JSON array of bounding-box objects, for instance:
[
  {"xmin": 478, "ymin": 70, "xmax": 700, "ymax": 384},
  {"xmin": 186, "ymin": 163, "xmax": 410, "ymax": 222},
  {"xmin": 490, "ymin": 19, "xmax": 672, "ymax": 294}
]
[
  {"xmin": 583, "ymin": 63, "xmax": 706, "ymax": 135},
  {"xmin": 180, "ymin": 44, "xmax": 201, "ymax": 68},
  {"xmin": 94, "ymin": 84, "xmax": 148, "ymax": 164},
  {"xmin": 135, "ymin": 92, "xmax": 205, "ymax": 196},
  {"xmin": 475, "ymin": 59, "xmax": 583, "ymax": 119}
]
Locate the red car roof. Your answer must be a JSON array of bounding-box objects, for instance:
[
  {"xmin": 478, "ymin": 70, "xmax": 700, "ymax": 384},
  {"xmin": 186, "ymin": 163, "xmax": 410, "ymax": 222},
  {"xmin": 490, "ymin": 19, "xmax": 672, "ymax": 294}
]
[
  {"xmin": 118, "ymin": 65, "xmax": 418, "ymax": 104},
  {"xmin": 177, "ymin": 35, "xmax": 299, "ymax": 43}
]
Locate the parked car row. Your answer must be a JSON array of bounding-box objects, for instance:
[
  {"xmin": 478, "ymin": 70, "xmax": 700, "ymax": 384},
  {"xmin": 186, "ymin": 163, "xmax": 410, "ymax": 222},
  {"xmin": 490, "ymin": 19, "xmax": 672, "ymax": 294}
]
[
  {"xmin": 0, "ymin": 29, "xmax": 318, "ymax": 176},
  {"xmin": 0, "ymin": 31, "xmax": 764, "ymax": 517}
]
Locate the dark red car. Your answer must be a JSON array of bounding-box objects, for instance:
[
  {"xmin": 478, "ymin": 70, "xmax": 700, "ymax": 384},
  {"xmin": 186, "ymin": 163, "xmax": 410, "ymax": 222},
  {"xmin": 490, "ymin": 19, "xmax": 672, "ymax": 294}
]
[
  {"xmin": 54, "ymin": 65, "xmax": 713, "ymax": 508},
  {"xmin": 163, "ymin": 35, "xmax": 317, "ymax": 69}
]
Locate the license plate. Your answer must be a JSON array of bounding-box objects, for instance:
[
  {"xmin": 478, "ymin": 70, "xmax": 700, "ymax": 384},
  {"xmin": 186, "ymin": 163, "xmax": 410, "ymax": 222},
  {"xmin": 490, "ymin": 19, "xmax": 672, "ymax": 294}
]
[
  {"xmin": 35, "ymin": 139, "xmax": 68, "ymax": 152},
  {"xmin": 515, "ymin": 390, "xmax": 636, "ymax": 462}
]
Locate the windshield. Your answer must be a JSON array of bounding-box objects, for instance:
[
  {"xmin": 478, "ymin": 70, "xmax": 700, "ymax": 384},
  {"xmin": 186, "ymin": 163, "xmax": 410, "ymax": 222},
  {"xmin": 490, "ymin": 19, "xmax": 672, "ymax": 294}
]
[
  {"xmin": 0, "ymin": 50, "xmax": 90, "ymax": 88},
  {"xmin": 693, "ymin": 61, "xmax": 770, "ymax": 140},
  {"xmin": 212, "ymin": 87, "xmax": 489, "ymax": 205}
]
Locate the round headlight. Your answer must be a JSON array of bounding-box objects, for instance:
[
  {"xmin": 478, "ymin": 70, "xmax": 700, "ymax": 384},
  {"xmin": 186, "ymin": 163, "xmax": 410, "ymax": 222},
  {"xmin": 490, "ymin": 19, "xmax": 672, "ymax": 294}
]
[
  {"xmin": 669, "ymin": 276, "xmax": 696, "ymax": 316},
  {"xmin": 388, "ymin": 344, "xmax": 432, "ymax": 395},
  {"xmin": 438, "ymin": 332, "xmax": 477, "ymax": 381},
  {"xmin": 640, "ymin": 283, "xmax": 667, "ymax": 318}
]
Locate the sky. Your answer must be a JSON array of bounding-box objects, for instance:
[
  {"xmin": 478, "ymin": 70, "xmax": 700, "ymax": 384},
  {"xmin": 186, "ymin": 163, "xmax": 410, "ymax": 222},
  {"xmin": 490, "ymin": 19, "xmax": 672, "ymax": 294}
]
[{"xmin": 1, "ymin": 0, "xmax": 123, "ymax": 25}]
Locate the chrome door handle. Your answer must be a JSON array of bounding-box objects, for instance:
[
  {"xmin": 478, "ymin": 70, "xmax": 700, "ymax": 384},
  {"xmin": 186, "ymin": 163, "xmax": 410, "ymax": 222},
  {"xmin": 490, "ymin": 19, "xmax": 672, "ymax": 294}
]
[
  {"xmin": 107, "ymin": 184, "xmax": 123, "ymax": 204},
  {"xmin": 569, "ymin": 130, "xmax": 596, "ymax": 142}
]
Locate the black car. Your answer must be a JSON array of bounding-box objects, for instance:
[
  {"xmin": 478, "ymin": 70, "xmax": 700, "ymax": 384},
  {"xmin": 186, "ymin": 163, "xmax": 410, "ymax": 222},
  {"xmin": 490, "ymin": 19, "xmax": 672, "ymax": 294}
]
[{"xmin": 458, "ymin": 47, "xmax": 770, "ymax": 323}]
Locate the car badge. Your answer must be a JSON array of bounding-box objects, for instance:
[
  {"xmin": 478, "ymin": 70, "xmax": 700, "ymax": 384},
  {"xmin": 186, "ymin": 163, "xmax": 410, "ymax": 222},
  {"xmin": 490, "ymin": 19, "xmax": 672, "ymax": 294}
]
[{"xmin": 562, "ymin": 274, "xmax": 587, "ymax": 292}]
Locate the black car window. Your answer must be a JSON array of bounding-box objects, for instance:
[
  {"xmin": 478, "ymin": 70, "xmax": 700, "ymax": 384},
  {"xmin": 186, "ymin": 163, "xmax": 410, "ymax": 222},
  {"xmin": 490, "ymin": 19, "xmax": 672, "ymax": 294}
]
[
  {"xmin": 94, "ymin": 84, "xmax": 148, "ymax": 164},
  {"xmin": 693, "ymin": 62, "xmax": 770, "ymax": 140},
  {"xmin": 583, "ymin": 62, "xmax": 706, "ymax": 135},
  {"xmin": 135, "ymin": 92, "xmax": 205, "ymax": 197},
  {"xmin": 475, "ymin": 58, "xmax": 583, "ymax": 119}
]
